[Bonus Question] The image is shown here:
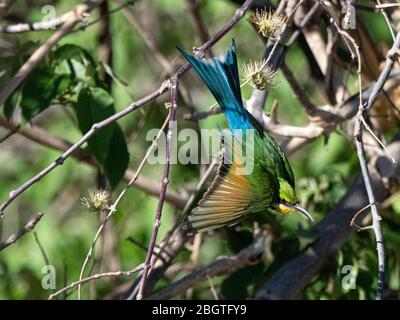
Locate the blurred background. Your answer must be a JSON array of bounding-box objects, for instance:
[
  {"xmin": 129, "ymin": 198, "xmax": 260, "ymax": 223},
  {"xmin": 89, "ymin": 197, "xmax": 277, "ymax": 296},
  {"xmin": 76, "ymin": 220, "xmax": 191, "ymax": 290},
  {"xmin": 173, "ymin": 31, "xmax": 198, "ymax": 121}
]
[{"xmin": 0, "ymin": 0, "xmax": 399, "ymax": 300}]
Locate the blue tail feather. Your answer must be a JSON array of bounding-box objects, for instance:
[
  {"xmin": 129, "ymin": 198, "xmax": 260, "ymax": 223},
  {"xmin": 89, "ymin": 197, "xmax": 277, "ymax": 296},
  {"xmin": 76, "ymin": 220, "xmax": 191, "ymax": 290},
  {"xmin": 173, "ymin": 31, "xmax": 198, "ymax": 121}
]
[{"xmin": 178, "ymin": 40, "xmax": 255, "ymax": 130}]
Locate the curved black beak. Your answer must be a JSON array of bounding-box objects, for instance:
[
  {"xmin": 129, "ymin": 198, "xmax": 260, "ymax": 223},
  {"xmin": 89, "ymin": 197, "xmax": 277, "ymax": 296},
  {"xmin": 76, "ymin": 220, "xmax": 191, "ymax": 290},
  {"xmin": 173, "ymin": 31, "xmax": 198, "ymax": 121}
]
[{"xmin": 291, "ymin": 204, "xmax": 314, "ymax": 223}]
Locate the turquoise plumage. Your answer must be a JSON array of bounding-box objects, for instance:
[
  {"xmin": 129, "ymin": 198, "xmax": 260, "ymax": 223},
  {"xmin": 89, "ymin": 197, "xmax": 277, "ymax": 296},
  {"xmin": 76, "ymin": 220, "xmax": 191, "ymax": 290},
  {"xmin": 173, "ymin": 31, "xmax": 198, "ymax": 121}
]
[{"xmin": 178, "ymin": 40, "xmax": 312, "ymax": 232}]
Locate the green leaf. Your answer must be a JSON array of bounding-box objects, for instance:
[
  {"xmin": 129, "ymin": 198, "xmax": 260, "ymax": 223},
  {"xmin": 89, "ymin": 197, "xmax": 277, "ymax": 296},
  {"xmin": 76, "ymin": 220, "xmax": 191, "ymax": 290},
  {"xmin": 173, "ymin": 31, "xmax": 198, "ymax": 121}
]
[
  {"xmin": 4, "ymin": 89, "xmax": 21, "ymax": 120},
  {"xmin": 76, "ymin": 87, "xmax": 115, "ymax": 165},
  {"xmin": 75, "ymin": 87, "xmax": 129, "ymax": 188},
  {"xmin": 391, "ymin": 192, "xmax": 400, "ymax": 215},
  {"xmin": 54, "ymin": 44, "xmax": 95, "ymax": 64},
  {"xmin": 0, "ymin": 41, "xmax": 39, "ymax": 88},
  {"xmin": 104, "ymin": 125, "xmax": 129, "ymax": 188},
  {"xmin": 99, "ymin": 61, "xmax": 129, "ymax": 88},
  {"xmin": 19, "ymin": 67, "xmax": 69, "ymax": 121},
  {"xmin": 54, "ymin": 44, "xmax": 97, "ymax": 82}
]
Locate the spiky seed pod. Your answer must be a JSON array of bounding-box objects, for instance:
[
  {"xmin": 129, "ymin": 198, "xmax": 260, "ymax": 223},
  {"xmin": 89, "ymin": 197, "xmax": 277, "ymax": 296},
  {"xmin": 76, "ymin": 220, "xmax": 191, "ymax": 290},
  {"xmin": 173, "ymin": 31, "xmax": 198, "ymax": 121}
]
[
  {"xmin": 242, "ymin": 60, "xmax": 277, "ymax": 90},
  {"xmin": 251, "ymin": 9, "xmax": 285, "ymax": 38},
  {"xmin": 81, "ymin": 189, "xmax": 110, "ymax": 212}
]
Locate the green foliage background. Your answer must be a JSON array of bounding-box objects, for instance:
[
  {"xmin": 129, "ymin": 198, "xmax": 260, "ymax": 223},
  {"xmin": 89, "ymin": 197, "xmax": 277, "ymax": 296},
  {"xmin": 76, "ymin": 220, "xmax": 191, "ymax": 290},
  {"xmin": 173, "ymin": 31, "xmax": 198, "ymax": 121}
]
[{"xmin": 0, "ymin": 0, "xmax": 399, "ymax": 299}]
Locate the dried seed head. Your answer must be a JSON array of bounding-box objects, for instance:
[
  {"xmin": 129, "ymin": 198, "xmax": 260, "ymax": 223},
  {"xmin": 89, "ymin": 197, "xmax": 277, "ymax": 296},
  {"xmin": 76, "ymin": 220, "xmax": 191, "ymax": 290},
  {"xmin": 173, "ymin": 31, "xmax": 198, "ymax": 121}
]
[
  {"xmin": 242, "ymin": 60, "xmax": 277, "ymax": 90},
  {"xmin": 251, "ymin": 9, "xmax": 285, "ymax": 38},
  {"xmin": 81, "ymin": 189, "xmax": 110, "ymax": 212}
]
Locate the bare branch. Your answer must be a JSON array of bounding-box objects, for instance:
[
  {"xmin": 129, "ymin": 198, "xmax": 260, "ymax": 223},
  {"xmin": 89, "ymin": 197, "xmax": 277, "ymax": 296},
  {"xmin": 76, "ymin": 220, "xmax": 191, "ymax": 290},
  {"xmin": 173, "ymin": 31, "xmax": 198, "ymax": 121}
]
[
  {"xmin": 0, "ymin": 12, "xmax": 68, "ymax": 33},
  {"xmin": 48, "ymin": 264, "xmax": 144, "ymax": 300},
  {"xmin": 136, "ymin": 77, "xmax": 179, "ymax": 300},
  {"xmin": 77, "ymin": 116, "xmax": 169, "ymax": 299},
  {"xmin": 186, "ymin": 0, "xmax": 213, "ymax": 57},
  {"xmin": 0, "ymin": 116, "xmax": 186, "ymax": 209},
  {"xmin": 255, "ymin": 138, "xmax": 400, "ymax": 299},
  {"xmin": 353, "ymin": 30, "xmax": 400, "ymax": 300},
  {"xmin": 0, "ymin": 0, "xmax": 105, "ymax": 105},
  {"xmin": 0, "ymin": 0, "xmax": 128, "ymax": 33},
  {"xmin": 149, "ymin": 230, "xmax": 267, "ymax": 300},
  {"xmin": 0, "ymin": 212, "xmax": 44, "ymax": 251},
  {"xmin": 0, "ymin": 0, "xmax": 256, "ymax": 218}
]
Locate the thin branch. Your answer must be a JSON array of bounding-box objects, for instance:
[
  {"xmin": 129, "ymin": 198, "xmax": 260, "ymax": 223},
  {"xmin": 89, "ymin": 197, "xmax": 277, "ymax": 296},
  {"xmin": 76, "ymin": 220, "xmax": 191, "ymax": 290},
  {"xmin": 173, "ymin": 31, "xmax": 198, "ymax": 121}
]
[
  {"xmin": 0, "ymin": 0, "xmax": 105, "ymax": 105},
  {"xmin": 0, "ymin": 11, "xmax": 68, "ymax": 33},
  {"xmin": 263, "ymin": 0, "xmax": 306, "ymax": 68},
  {"xmin": 0, "ymin": 0, "xmax": 256, "ymax": 218},
  {"xmin": 285, "ymin": 1, "xmax": 320, "ymax": 47},
  {"xmin": 48, "ymin": 264, "xmax": 144, "ymax": 300},
  {"xmin": 0, "ymin": 0, "xmax": 130, "ymax": 33},
  {"xmin": 125, "ymin": 226, "xmax": 189, "ymax": 299},
  {"xmin": 126, "ymin": 237, "xmax": 165, "ymax": 262},
  {"xmin": 350, "ymin": 202, "xmax": 375, "ymax": 232},
  {"xmin": 255, "ymin": 138, "xmax": 400, "ymax": 299},
  {"xmin": 186, "ymin": 233, "xmax": 203, "ymax": 299},
  {"xmin": 149, "ymin": 230, "xmax": 267, "ymax": 300},
  {"xmin": 375, "ymin": 0, "xmax": 396, "ymax": 41},
  {"xmin": 281, "ymin": 63, "xmax": 339, "ymax": 123},
  {"xmin": 136, "ymin": 77, "xmax": 179, "ymax": 300},
  {"xmin": 98, "ymin": 0, "xmax": 113, "ymax": 88},
  {"xmin": 376, "ymin": 3, "xmax": 400, "ymax": 9},
  {"xmin": 353, "ymin": 30, "xmax": 400, "ymax": 300},
  {"xmin": 207, "ymin": 275, "xmax": 219, "ymax": 300},
  {"xmin": 360, "ymin": 115, "xmax": 397, "ymax": 163},
  {"xmin": 186, "ymin": 0, "xmax": 213, "ymax": 57},
  {"xmin": 77, "ymin": 206, "xmax": 114, "ymax": 299},
  {"xmin": 319, "ymin": 0, "xmax": 396, "ymax": 300},
  {"xmin": 0, "ymin": 115, "xmax": 186, "ymax": 210},
  {"xmin": 124, "ymin": 152, "xmax": 219, "ymax": 299},
  {"xmin": 33, "ymin": 232, "xmax": 51, "ymax": 267},
  {"xmin": 118, "ymin": 1, "xmax": 173, "ymax": 74},
  {"xmin": 0, "ymin": 123, "xmax": 20, "ymax": 143},
  {"xmin": 0, "ymin": 212, "xmax": 44, "ymax": 251},
  {"xmin": 116, "ymin": 0, "xmax": 194, "ymax": 108},
  {"xmin": 76, "ymin": 116, "xmax": 169, "ymax": 299}
]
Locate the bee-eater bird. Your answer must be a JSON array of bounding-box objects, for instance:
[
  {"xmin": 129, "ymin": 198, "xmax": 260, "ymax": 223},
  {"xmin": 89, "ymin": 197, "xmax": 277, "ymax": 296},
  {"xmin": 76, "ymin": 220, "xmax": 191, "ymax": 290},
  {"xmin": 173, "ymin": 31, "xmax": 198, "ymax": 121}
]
[{"xmin": 178, "ymin": 40, "xmax": 313, "ymax": 232}]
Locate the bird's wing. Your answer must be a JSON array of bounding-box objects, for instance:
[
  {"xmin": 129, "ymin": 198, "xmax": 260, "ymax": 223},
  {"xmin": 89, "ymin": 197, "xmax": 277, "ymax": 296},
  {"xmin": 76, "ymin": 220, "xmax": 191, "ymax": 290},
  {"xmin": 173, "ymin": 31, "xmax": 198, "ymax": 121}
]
[{"xmin": 185, "ymin": 134, "xmax": 256, "ymax": 232}]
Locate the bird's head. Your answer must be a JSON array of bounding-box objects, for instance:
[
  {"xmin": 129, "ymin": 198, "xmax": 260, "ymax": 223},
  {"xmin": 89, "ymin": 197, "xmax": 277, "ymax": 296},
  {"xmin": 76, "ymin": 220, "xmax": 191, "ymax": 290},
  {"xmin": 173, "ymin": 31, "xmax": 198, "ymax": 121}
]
[{"xmin": 276, "ymin": 178, "xmax": 313, "ymax": 223}]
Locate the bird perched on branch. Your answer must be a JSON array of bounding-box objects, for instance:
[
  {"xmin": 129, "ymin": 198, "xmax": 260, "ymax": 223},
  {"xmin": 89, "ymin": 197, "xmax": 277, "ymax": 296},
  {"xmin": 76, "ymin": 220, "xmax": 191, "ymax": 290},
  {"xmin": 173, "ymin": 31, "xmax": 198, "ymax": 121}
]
[{"xmin": 178, "ymin": 40, "xmax": 312, "ymax": 232}]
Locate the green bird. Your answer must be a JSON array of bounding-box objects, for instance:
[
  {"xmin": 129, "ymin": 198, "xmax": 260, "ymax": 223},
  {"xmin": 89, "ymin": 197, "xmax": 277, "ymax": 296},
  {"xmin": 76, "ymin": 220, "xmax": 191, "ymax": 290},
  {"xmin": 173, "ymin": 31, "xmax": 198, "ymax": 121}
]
[{"xmin": 178, "ymin": 40, "xmax": 313, "ymax": 232}]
